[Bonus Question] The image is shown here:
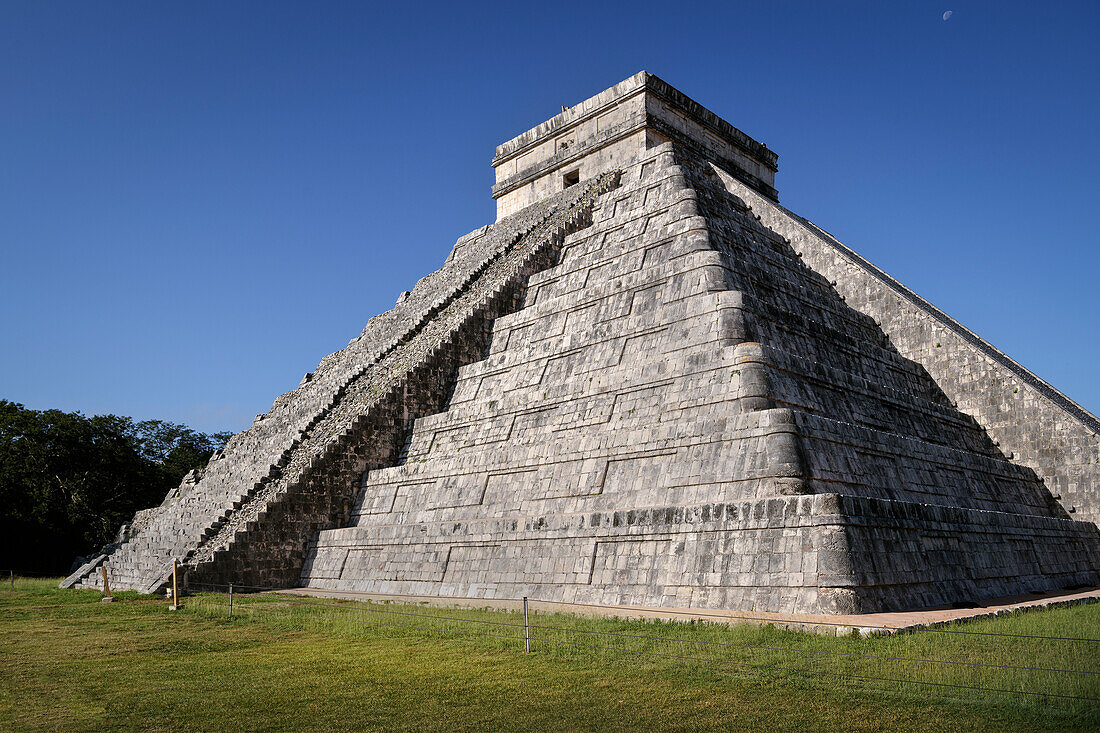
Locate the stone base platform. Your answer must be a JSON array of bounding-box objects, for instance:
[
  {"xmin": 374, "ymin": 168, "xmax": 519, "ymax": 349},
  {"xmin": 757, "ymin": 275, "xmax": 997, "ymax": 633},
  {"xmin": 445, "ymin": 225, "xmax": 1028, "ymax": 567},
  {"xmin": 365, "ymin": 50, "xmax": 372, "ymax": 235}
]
[{"xmin": 301, "ymin": 493, "xmax": 1100, "ymax": 615}]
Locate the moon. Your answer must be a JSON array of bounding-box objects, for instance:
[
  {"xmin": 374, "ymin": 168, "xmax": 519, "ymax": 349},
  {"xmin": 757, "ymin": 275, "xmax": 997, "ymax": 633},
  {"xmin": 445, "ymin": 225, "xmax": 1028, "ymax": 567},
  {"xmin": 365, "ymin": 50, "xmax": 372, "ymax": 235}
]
[{"xmin": 943, "ymin": 10, "xmax": 953, "ymax": 20}]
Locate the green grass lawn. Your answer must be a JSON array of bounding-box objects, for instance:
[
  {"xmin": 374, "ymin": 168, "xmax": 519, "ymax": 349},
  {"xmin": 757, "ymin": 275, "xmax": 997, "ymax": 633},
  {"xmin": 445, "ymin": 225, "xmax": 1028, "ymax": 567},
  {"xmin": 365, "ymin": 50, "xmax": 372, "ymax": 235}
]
[{"xmin": 2, "ymin": 578, "xmax": 1098, "ymax": 732}]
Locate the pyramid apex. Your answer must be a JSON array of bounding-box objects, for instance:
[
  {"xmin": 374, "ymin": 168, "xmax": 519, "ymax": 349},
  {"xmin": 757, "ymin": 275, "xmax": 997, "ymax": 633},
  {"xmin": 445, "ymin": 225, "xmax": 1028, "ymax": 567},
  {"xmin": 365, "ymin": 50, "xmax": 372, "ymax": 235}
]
[{"xmin": 491, "ymin": 73, "xmax": 778, "ymax": 219}]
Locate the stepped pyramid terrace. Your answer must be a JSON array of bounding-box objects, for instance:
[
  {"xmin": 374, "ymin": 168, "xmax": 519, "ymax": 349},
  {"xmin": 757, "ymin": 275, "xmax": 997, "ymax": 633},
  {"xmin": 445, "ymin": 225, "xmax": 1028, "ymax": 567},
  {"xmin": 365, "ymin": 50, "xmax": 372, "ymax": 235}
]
[{"xmin": 64, "ymin": 72, "xmax": 1100, "ymax": 615}]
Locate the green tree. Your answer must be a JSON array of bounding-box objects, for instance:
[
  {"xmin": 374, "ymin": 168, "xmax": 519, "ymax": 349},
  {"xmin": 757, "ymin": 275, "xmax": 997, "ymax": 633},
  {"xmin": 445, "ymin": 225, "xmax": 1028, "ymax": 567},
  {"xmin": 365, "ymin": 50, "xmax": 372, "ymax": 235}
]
[
  {"xmin": 130, "ymin": 419, "xmax": 232, "ymax": 481},
  {"xmin": 0, "ymin": 401, "xmax": 230, "ymax": 575}
]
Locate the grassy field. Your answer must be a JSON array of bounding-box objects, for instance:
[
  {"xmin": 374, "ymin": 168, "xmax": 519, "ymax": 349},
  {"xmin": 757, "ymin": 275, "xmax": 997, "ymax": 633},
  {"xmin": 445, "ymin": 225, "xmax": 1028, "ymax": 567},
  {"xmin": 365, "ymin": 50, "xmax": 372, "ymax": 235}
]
[{"xmin": 2, "ymin": 578, "xmax": 1098, "ymax": 732}]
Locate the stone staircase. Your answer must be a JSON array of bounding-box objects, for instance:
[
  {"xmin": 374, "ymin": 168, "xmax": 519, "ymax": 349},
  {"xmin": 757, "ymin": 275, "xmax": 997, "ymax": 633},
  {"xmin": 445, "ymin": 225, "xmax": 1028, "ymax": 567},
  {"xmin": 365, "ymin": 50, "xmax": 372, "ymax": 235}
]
[{"xmin": 62, "ymin": 170, "xmax": 620, "ymax": 593}]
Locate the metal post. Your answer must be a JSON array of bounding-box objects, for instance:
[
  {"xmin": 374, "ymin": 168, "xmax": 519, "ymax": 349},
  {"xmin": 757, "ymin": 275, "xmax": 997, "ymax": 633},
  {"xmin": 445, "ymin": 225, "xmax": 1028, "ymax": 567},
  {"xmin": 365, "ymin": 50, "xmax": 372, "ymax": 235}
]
[
  {"xmin": 228, "ymin": 583, "xmax": 233, "ymax": 618},
  {"xmin": 9, "ymin": 570, "xmax": 13, "ymax": 590},
  {"xmin": 169, "ymin": 559, "xmax": 180, "ymax": 611},
  {"xmin": 523, "ymin": 596, "xmax": 530, "ymax": 653},
  {"xmin": 98, "ymin": 565, "xmax": 115, "ymax": 603}
]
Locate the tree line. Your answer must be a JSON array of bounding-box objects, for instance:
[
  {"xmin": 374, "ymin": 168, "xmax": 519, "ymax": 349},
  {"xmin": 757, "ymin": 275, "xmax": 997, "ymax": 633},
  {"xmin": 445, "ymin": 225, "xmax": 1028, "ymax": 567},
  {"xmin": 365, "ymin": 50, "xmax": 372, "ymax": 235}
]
[{"xmin": 0, "ymin": 400, "xmax": 231, "ymax": 576}]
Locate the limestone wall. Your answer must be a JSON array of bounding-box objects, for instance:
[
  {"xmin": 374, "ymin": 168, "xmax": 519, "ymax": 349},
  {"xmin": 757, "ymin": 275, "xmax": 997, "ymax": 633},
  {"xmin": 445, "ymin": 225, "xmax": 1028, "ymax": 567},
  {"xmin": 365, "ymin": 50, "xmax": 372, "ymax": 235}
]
[
  {"xmin": 307, "ymin": 492, "xmax": 843, "ymax": 614},
  {"xmin": 819, "ymin": 494, "xmax": 1100, "ymax": 613},
  {"xmin": 304, "ymin": 490, "xmax": 1099, "ymax": 615}
]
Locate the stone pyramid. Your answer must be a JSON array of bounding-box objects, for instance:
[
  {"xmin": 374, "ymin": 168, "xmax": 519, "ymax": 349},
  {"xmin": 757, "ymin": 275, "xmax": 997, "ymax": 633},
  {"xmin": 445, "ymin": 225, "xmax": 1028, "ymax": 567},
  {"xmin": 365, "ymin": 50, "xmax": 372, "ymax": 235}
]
[{"xmin": 64, "ymin": 73, "xmax": 1100, "ymax": 615}]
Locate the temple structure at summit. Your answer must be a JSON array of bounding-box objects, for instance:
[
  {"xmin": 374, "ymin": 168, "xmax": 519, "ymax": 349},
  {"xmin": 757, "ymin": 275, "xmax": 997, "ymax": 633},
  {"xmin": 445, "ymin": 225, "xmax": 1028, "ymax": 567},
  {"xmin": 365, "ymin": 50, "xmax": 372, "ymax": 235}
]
[{"xmin": 64, "ymin": 72, "xmax": 1100, "ymax": 615}]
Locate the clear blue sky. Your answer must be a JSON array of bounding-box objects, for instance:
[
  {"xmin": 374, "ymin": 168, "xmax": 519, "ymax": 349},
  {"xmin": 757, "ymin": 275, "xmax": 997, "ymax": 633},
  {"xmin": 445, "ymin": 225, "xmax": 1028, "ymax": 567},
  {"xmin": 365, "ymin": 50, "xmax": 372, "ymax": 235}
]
[{"xmin": 1, "ymin": 1, "xmax": 1097, "ymax": 433}]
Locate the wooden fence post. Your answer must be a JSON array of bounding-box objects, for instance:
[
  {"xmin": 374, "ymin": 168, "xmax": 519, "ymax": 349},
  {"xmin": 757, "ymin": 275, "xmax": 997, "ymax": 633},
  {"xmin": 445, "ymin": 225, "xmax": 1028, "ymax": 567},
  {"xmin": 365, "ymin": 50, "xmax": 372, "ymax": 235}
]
[
  {"xmin": 100, "ymin": 565, "xmax": 114, "ymax": 603},
  {"xmin": 169, "ymin": 559, "xmax": 180, "ymax": 611},
  {"xmin": 523, "ymin": 597, "xmax": 530, "ymax": 653}
]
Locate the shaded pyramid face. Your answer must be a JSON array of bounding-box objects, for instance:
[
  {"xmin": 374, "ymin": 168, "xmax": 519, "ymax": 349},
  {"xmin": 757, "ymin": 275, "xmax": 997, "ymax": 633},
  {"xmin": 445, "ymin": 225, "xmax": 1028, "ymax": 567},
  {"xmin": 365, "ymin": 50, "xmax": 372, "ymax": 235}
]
[{"xmin": 64, "ymin": 73, "xmax": 1100, "ymax": 614}]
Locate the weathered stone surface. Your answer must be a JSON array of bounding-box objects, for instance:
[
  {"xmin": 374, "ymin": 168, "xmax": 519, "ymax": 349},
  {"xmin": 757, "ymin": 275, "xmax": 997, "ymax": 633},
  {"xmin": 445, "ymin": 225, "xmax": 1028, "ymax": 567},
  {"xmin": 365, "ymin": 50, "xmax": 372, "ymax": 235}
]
[{"xmin": 64, "ymin": 73, "xmax": 1100, "ymax": 615}]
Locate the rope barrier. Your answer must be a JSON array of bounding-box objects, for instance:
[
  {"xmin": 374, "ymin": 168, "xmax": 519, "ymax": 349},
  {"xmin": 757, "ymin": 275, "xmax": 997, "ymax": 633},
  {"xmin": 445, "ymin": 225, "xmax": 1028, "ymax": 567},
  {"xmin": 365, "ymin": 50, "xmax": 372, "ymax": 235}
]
[
  {"xmin": 222, "ymin": 602, "xmax": 524, "ymax": 645},
  {"xmin": 477, "ymin": 633, "xmax": 1100, "ymax": 704},
  {"xmin": 183, "ymin": 580, "xmax": 1100, "ymax": 643},
  {"xmin": 16, "ymin": 575, "xmax": 1095, "ymax": 708},
  {"xmin": 225, "ymin": 598, "xmax": 1100, "ymax": 703},
  {"xmin": 524, "ymin": 621, "xmax": 1099, "ymax": 676},
  {"xmin": 187, "ymin": 583, "xmax": 528, "ymax": 630},
  {"xmin": 174, "ymin": 581, "xmax": 1100, "ymax": 705}
]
